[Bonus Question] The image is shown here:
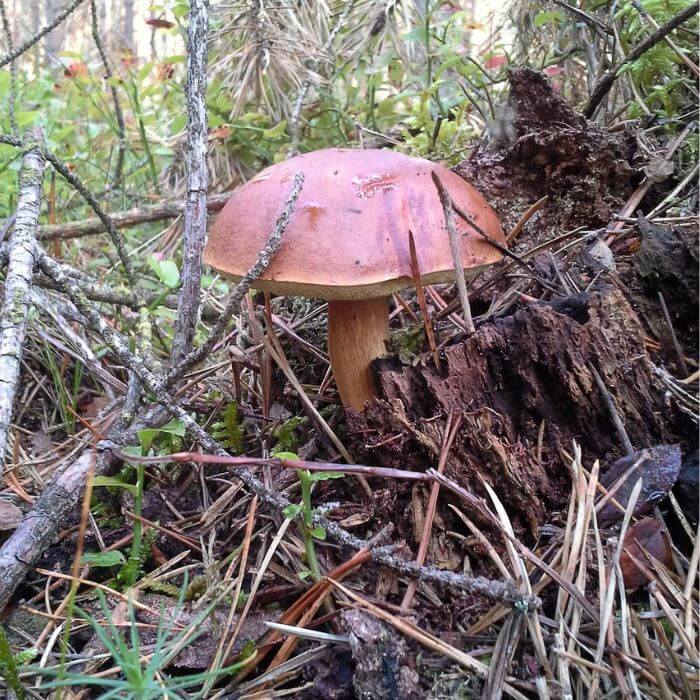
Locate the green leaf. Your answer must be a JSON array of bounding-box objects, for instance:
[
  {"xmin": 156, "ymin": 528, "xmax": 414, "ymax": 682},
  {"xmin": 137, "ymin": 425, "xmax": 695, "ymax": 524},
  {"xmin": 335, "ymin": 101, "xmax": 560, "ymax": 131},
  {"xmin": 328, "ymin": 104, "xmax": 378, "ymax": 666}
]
[
  {"xmin": 308, "ymin": 470, "xmax": 345, "ymax": 482},
  {"xmin": 273, "ymin": 451, "xmax": 299, "ymax": 462},
  {"xmin": 82, "ymin": 550, "xmax": 127, "ymax": 568},
  {"xmin": 93, "ymin": 476, "xmax": 138, "ymax": 494},
  {"xmin": 137, "ymin": 418, "xmax": 186, "ymax": 453},
  {"xmin": 310, "ymin": 526, "xmax": 326, "ymax": 540},
  {"xmin": 533, "ymin": 10, "xmax": 563, "ymax": 26},
  {"xmin": 16, "ymin": 111, "xmax": 40, "ymax": 128},
  {"xmin": 283, "ymin": 504, "xmax": 303, "ymax": 519},
  {"xmin": 148, "ymin": 256, "xmax": 180, "ymax": 288},
  {"xmin": 298, "ymin": 569, "xmax": 313, "ymax": 581},
  {"xmin": 262, "ymin": 120, "xmax": 288, "ymax": 139}
]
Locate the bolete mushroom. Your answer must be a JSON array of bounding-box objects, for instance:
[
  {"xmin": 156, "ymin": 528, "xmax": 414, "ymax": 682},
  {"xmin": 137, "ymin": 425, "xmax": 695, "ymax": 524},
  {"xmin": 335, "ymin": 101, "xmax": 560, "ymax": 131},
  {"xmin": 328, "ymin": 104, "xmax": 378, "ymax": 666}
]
[{"xmin": 204, "ymin": 148, "xmax": 505, "ymax": 410}]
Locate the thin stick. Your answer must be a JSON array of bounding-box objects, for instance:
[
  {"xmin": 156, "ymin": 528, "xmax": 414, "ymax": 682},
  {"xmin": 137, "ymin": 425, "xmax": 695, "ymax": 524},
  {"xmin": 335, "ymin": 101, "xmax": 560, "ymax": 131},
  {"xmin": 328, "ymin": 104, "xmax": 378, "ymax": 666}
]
[
  {"xmin": 0, "ymin": 127, "xmax": 45, "ymax": 478},
  {"xmin": 407, "ymin": 230, "xmax": 440, "ymax": 370},
  {"xmin": 89, "ymin": 0, "xmax": 125, "ymax": 187},
  {"xmin": 657, "ymin": 291, "xmax": 689, "ymax": 377},
  {"xmin": 171, "ymin": 0, "xmax": 209, "ymax": 365},
  {"xmin": 591, "ymin": 366, "xmax": 635, "ymax": 455},
  {"xmin": 432, "ymin": 172, "xmax": 475, "ymax": 334},
  {"xmin": 400, "ymin": 413, "xmax": 461, "ymax": 612},
  {"xmin": 0, "ymin": 0, "xmax": 86, "ymax": 69},
  {"xmin": 506, "ymin": 196, "xmax": 548, "ymax": 244},
  {"xmin": 0, "ymin": 0, "xmax": 17, "ymax": 135}
]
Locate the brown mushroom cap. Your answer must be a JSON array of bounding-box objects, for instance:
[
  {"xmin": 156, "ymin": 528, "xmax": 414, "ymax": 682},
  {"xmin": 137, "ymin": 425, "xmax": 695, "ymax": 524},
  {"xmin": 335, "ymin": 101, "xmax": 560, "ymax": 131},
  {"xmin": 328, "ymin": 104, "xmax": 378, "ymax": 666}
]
[{"xmin": 204, "ymin": 148, "xmax": 505, "ymax": 300}]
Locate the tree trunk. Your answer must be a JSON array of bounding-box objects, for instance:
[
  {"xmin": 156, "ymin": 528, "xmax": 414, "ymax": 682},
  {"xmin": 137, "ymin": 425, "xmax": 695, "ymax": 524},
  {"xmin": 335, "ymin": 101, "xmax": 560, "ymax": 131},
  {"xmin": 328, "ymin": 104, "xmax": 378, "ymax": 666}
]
[
  {"xmin": 44, "ymin": 0, "xmax": 62, "ymax": 65},
  {"xmin": 122, "ymin": 0, "xmax": 134, "ymax": 50}
]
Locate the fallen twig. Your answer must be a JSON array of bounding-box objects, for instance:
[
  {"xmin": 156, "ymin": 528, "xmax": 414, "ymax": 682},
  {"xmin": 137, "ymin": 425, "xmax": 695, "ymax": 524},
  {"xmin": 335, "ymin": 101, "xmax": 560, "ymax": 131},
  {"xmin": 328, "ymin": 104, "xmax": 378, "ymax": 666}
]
[
  {"xmin": 37, "ymin": 193, "xmax": 230, "ymax": 241},
  {"xmin": 0, "ymin": 127, "xmax": 45, "ymax": 479}
]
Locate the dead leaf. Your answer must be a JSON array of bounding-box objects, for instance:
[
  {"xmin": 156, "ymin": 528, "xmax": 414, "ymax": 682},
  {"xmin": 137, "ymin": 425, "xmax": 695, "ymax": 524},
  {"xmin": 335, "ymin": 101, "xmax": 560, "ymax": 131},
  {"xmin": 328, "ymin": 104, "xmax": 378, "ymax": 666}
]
[{"xmin": 620, "ymin": 517, "xmax": 672, "ymax": 590}]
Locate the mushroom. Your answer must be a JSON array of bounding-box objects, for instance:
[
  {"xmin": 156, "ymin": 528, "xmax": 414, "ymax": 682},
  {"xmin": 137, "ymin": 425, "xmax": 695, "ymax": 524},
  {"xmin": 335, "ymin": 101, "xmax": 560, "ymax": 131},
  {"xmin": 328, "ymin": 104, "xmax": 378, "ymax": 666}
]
[{"xmin": 204, "ymin": 148, "xmax": 505, "ymax": 410}]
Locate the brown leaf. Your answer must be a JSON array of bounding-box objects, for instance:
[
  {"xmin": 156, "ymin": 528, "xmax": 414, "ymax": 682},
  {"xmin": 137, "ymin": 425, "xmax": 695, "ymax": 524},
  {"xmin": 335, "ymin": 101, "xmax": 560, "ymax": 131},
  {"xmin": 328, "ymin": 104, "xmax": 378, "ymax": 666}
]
[
  {"xmin": 146, "ymin": 18, "xmax": 175, "ymax": 29},
  {"xmin": 620, "ymin": 517, "xmax": 672, "ymax": 590}
]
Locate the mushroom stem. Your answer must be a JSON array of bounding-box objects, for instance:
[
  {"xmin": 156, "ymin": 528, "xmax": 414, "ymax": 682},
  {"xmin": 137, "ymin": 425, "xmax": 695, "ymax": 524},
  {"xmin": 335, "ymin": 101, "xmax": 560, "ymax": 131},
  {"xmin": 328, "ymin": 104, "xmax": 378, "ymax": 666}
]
[{"xmin": 327, "ymin": 298, "xmax": 389, "ymax": 410}]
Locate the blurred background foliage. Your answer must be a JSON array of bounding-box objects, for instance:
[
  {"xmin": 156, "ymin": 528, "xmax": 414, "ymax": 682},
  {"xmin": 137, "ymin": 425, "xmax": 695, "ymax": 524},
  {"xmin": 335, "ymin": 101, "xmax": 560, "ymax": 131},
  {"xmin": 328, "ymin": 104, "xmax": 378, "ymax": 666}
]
[{"xmin": 0, "ymin": 0, "xmax": 696, "ymax": 222}]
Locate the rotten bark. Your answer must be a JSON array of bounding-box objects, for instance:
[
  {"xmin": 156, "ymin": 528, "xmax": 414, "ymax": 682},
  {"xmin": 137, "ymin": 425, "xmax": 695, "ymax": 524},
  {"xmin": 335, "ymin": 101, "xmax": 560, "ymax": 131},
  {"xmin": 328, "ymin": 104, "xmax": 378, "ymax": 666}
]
[
  {"xmin": 0, "ymin": 127, "xmax": 45, "ymax": 478},
  {"xmin": 171, "ymin": 0, "xmax": 209, "ymax": 365},
  {"xmin": 348, "ymin": 286, "xmax": 677, "ymax": 533}
]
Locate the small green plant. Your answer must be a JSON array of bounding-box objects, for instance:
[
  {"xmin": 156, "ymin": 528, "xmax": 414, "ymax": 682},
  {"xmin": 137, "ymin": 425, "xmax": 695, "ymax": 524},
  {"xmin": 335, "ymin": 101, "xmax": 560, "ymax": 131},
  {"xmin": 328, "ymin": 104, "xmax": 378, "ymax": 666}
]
[
  {"xmin": 272, "ymin": 416, "xmax": 305, "ymax": 454},
  {"xmin": 31, "ymin": 586, "xmax": 254, "ymax": 698},
  {"xmin": 279, "ymin": 452, "xmax": 344, "ymax": 582},
  {"xmin": 616, "ymin": 0, "xmax": 697, "ymax": 117},
  {"xmin": 212, "ymin": 402, "xmax": 245, "ymax": 453},
  {"xmin": 0, "ymin": 625, "xmax": 27, "ymax": 700}
]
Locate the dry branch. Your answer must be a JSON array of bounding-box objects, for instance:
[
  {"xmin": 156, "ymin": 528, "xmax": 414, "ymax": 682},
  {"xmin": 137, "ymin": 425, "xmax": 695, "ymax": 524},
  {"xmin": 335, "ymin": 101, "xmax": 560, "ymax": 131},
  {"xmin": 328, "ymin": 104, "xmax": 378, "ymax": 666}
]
[
  {"xmin": 37, "ymin": 192, "xmax": 230, "ymax": 240},
  {"xmin": 0, "ymin": 127, "xmax": 45, "ymax": 479},
  {"xmin": 172, "ymin": 0, "xmax": 210, "ymax": 365}
]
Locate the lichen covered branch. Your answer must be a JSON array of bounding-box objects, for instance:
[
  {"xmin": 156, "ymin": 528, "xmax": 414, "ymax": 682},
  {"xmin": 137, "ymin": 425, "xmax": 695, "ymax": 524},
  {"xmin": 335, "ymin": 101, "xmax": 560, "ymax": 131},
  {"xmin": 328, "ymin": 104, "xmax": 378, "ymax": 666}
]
[{"xmin": 0, "ymin": 127, "xmax": 45, "ymax": 478}]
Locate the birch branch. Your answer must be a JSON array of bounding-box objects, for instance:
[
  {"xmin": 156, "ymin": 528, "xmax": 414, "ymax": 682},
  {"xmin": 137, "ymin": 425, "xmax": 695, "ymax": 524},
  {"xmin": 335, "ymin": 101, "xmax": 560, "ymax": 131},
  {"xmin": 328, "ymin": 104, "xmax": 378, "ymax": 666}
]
[
  {"xmin": 172, "ymin": 0, "xmax": 210, "ymax": 365},
  {"xmin": 0, "ymin": 127, "xmax": 45, "ymax": 479}
]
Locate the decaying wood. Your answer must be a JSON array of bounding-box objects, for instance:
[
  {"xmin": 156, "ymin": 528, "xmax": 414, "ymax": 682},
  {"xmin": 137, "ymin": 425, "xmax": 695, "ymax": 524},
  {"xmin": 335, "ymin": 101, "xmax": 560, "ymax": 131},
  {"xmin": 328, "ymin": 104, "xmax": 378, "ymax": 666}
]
[
  {"xmin": 0, "ymin": 450, "xmax": 98, "ymax": 610},
  {"xmin": 348, "ymin": 286, "xmax": 676, "ymax": 533},
  {"xmin": 0, "ymin": 128, "xmax": 45, "ymax": 478}
]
